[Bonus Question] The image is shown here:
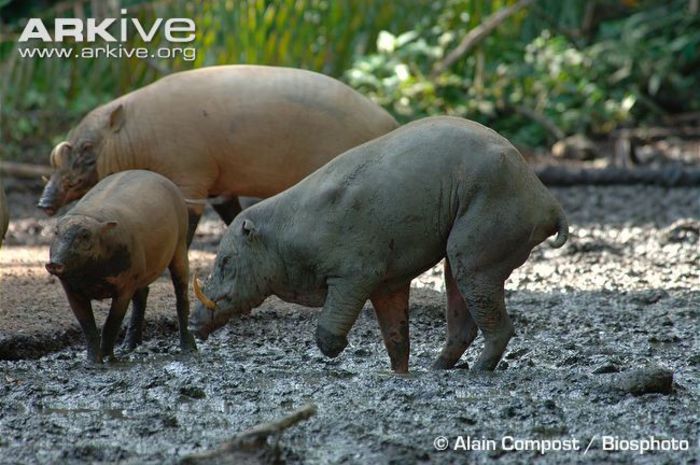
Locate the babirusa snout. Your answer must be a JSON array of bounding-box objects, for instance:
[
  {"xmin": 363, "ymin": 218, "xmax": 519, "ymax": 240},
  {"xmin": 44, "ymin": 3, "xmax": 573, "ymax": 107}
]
[
  {"xmin": 45, "ymin": 262, "xmax": 65, "ymax": 276},
  {"xmin": 193, "ymin": 273, "xmax": 218, "ymax": 311},
  {"xmin": 37, "ymin": 175, "xmax": 63, "ymax": 216}
]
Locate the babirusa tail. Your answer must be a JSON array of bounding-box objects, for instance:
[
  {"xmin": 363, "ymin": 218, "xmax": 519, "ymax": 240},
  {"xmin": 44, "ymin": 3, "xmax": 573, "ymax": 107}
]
[{"xmin": 550, "ymin": 209, "xmax": 569, "ymax": 248}]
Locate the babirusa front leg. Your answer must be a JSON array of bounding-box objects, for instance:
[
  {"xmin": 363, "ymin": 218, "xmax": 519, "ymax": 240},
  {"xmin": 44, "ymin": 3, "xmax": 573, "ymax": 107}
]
[
  {"xmin": 100, "ymin": 293, "xmax": 132, "ymax": 361},
  {"xmin": 124, "ymin": 286, "xmax": 149, "ymax": 350},
  {"xmin": 169, "ymin": 245, "xmax": 197, "ymax": 353},
  {"xmin": 185, "ymin": 207, "xmax": 203, "ymax": 248},
  {"xmin": 211, "ymin": 196, "xmax": 242, "ymax": 225},
  {"xmin": 315, "ymin": 280, "xmax": 370, "ymax": 359},
  {"xmin": 62, "ymin": 283, "xmax": 101, "ymax": 363}
]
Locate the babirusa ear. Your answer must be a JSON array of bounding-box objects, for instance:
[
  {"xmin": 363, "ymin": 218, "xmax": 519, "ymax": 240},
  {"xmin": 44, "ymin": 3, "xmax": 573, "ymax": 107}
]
[
  {"xmin": 109, "ymin": 104, "xmax": 126, "ymax": 133},
  {"xmin": 101, "ymin": 221, "xmax": 118, "ymax": 234},
  {"xmin": 241, "ymin": 219, "xmax": 258, "ymax": 239}
]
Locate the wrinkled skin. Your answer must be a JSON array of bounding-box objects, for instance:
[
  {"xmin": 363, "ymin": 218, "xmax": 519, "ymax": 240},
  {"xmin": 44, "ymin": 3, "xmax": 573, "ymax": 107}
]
[
  {"xmin": 190, "ymin": 117, "xmax": 569, "ymax": 374},
  {"xmin": 0, "ymin": 176, "xmax": 8, "ymax": 247},
  {"xmin": 190, "ymin": 219, "xmax": 281, "ymax": 337},
  {"xmin": 37, "ymin": 65, "xmax": 398, "ymax": 242},
  {"xmin": 47, "ymin": 170, "xmax": 196, "ymax": 363}
]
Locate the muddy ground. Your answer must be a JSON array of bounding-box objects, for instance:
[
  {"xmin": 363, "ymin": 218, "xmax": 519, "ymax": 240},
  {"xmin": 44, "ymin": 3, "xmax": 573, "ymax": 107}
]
[{"xmin": 0, "ymin": 180, "xmax": 698, "ymax": 464}]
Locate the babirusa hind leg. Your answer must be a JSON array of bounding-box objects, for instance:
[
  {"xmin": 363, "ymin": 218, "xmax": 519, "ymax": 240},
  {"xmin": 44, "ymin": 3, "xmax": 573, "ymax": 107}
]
[
  {"xmin": 432, "ymin": 259, "xmax": 478, "ymax": 370},
  {"xmin": 124, "ymin": 286, "xmax": 149, "ymax": 350},
  {"xmin": 371, "ymin": 284, "xmax": 410, "ymax": 373},
  {"xmin": 446, "ymin": 215, "xmax": 519, "ymax": 372}
]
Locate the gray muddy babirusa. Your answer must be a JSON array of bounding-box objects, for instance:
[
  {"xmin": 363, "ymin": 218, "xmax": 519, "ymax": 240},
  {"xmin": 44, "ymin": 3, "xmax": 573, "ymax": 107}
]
[
  {"xmin": 190, "ymin": 116, "xmax": 569, "ymax": 373},
  {"xmin": 46, "ymin": 170, "xmax": 196, "ymax": 363}
]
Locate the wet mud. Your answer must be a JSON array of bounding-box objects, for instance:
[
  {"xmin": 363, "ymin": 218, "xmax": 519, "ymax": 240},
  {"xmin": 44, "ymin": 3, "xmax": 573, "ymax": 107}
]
[{"xmin": 0, "ymin": 185, "xmax": 698, "ymax": 464}]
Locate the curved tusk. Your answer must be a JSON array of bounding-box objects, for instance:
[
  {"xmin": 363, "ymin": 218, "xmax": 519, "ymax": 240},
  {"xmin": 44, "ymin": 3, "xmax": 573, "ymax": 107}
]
[
  {"xmin": 50, "ymin": 141, "xmax": 72, "ymax": 168},
  {"xmin": 49, "ymin": 147, "xmax": 58, "ymax": 168},
  {"xmin": 193, "ymin": 272, "xmax": 217, "ymax": 311},
  {"xmin": 42, "ymin": 176, "xmax": 49, "ymax": 184}
]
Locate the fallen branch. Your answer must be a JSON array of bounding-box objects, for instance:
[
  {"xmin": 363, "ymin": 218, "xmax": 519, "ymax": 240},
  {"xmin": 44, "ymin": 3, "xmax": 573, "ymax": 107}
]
[
  {"xmin": 535, "ymin": 165, "xmax": 700, "ymax": 187},
  {"xmin": 615, "ymin": 126, "xmax": 700, "ymax": 141},
  {"xmin": 0, "ymin": 161, "xmax": 52, "ymax": 179},
  {"xmin": 181, "ymin": 404, "xmax": 317, "ymax": 465},
  {"xmin": 432, "ymin": 0, "xmax": 537, "ymax": 76},
  {"xmin": 662, "ymin": 111, "xmax": 700, "ymax": 125}
]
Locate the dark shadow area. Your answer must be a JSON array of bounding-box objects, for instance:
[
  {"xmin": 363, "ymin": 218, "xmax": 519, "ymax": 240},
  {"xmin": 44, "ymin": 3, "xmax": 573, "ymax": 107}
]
[{"xmin": 0, "ymin": 270, "xmax": 182, "ymax": 360}]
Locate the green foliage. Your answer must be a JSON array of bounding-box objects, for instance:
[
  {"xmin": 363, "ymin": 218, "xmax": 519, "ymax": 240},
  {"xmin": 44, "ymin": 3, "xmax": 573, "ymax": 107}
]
[
  {"xmin": 593, "ymin": 2, "xmax": 700, "ymax": 115},
  {"xmin": 346, "ymin": 0, "xmax": 700, "ymax": 147},
  {"xmin": 0, "ymin": 0, "xmax": 436, "ymax": 161},
  {"xmin": 0, "ymin": 0, "xmax": 698, "ymax": 160}
]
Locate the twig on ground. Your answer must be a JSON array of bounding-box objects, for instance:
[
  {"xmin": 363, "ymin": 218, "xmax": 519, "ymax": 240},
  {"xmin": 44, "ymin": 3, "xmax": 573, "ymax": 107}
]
[{"xmin": 180, "ymin": 404, "xmax": 317, "ymax": 465}]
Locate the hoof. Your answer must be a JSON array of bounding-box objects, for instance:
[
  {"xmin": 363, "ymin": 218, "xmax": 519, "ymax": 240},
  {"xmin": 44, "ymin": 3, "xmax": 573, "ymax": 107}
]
[
  {"xmin": 122, "ymin": 338, "xmax": 141, "ymax": 352},
  {"xmin": 86, "ymin": 350, "xmax": 103, "ymax": 364},
  {"xmin": 315, "ymin": 326, "xmax": 348, "ymax": 358},
  {"xmin": 87, "ymin": 355, "xmax": 104, "ymax": 364},
  {"xmin": 431, "ymin": 357, "xmax": 455, "ymax": 370},
  {"xmin": 180, "ymin": 333, "xmax": 198, "ymax": 353},
  {"xmin": 472, "ymin": 361, "xmax": 498, "ymax": 372},
  {"xmin": 391, "ymin": 365, "xmax": 409, "ymax": 374},
  {"xmin": 389, "ymin": 354, "xmax": 409, "ymax": 373}
]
